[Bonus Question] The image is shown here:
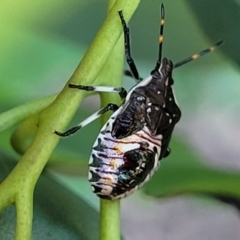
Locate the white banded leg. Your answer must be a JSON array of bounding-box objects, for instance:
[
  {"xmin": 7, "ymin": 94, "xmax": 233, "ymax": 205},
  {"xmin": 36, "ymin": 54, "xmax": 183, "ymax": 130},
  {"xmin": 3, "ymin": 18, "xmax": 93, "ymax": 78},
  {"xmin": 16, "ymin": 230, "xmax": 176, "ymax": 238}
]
[
  {"xmin": 69, "ymin": 84, "xmax": 127, "ymax": 100},
  {"xmin": 55, "ymin": 103, "xmax": 118, "ymax": 137}
]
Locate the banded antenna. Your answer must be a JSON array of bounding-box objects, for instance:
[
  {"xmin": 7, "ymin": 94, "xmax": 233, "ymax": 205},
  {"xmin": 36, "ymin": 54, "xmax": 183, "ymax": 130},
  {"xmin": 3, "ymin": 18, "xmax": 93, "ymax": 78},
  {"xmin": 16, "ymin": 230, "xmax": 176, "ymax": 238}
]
[
  {"xmin": 154, "ymin": 3, "xmax": 165, "ymax": 71},
  {"xmin": 174, "ymin": 40, "xmax": 223, "ymax": 68}
]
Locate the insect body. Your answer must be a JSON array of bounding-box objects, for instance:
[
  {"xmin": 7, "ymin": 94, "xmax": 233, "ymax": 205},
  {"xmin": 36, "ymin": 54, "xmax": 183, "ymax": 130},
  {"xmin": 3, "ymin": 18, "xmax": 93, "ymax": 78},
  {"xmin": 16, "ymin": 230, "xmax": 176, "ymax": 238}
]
[
  {"xmin": 88, "ymin": 61, "xmax": 180, "ymax": 199},
  {"xmin": 55, "ymin": 4, "xmax": 222, "ymax": 200}
]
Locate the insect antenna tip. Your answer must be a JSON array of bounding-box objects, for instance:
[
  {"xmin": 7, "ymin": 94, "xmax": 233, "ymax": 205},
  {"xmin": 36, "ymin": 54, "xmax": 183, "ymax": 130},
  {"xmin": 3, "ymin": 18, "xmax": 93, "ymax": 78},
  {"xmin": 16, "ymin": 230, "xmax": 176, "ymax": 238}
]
[
  {"xmin": 215, "ymin": 39, "xmax": 223, "ymax": 47},
  {"xmin": 161, "ymin": 4, "xmax": 165, "ymax": 18}
]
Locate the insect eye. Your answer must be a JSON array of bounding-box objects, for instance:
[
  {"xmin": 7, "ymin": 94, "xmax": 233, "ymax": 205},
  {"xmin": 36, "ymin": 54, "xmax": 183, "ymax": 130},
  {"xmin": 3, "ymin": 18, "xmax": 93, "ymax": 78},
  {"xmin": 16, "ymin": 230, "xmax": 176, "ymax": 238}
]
[{"xmin": 136, "ymin": 96, "xmax": 145, "ymax": 102}]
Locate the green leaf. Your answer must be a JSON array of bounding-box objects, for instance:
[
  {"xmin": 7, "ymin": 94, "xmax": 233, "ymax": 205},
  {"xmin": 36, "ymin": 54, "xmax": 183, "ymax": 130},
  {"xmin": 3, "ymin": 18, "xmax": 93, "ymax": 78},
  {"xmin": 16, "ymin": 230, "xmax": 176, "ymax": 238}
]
[
  {"xmin": 186, "ymin": 0, "xmax": 240, "ymax": 68},
  {"xmin": 143, "ymin": 137, "xmax": 240, "ymax": 198},
  {"xmin": 0, "ymin": 152, "xmax": 99, "ymax": 240}
]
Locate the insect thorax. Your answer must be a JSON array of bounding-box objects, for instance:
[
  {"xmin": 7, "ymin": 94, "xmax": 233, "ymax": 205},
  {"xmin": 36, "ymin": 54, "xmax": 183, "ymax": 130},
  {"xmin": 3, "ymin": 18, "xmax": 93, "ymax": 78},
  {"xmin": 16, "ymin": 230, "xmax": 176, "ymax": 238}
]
[{"xmin": 113, "ymin": 57, "xmax": 181, "ymax": 141}]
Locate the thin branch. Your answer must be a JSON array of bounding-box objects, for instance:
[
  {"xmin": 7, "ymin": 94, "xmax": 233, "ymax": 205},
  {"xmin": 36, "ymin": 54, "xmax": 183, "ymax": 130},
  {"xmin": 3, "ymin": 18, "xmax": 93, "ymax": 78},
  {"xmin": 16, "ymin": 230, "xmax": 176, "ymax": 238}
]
[{"xmin": 0, "ymin": 0, "xmax": 140, "ymax": 239}]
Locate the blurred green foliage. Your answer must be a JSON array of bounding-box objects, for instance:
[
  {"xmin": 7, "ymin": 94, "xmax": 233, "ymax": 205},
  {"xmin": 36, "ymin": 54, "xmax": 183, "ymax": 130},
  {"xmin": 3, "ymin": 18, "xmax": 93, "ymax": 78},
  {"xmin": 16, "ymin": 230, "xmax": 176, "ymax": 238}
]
[{"xmin": 0, "ymin": 0, "xmax": 240, "ymax": 239}]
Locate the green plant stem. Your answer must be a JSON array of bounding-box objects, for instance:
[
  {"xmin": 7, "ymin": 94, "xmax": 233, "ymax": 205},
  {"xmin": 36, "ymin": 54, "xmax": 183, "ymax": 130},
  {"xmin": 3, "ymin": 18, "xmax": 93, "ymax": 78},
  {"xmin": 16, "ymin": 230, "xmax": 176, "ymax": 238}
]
[
  {"xmin": 11, "ymin": 113, "xmax": 40, "ymax": 155},
  {"xmin": 100, "ymin": 199, "xmax": 120, "ymax": 240},
  {"xmin": 0, "ymin": 0, "xmax": 140, "ymax": 239},
  {"xmin": 15, "ymin": 187, "xmax": 33, "ymax": 240},
  {"xmin": 98, "ymin": 3, "xmax": 124, "ymax": 237},
  {"xmin": 98, "ymin": 1, "xmax": 140, "ymax": 239},
  {"xmin": 0, "ymin": 95, "xmax": 56, "ymax": 132}
]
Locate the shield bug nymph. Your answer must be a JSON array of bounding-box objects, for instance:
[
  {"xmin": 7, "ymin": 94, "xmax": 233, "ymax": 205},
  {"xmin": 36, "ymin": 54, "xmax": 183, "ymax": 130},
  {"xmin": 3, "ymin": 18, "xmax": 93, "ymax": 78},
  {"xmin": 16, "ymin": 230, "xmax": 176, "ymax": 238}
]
[{"xmin": 55, "ymin": 4, "xmax": 222, "ymax": 200}]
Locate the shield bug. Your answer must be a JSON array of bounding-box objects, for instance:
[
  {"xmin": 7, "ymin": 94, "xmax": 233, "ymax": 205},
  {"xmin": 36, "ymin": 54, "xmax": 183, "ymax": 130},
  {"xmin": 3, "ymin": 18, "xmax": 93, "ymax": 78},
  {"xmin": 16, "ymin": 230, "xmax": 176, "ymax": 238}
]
[{"xmin": 55, "ymin": 4, "xmax": 222, "ymax": 200}]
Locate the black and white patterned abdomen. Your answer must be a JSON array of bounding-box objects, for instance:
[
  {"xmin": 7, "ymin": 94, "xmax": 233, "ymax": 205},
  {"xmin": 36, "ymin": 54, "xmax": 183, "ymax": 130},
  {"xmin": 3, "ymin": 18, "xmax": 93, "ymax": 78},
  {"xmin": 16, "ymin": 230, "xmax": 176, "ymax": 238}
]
[{"xmin": 88, "ymin": 122, "xmax": 162, "ymax": 200}]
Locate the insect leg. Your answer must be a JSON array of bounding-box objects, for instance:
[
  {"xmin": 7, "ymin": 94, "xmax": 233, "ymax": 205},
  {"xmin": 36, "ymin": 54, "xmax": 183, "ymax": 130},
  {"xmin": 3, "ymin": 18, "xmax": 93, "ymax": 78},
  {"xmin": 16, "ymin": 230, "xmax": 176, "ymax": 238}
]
[
  {"xmin": 124, "ymin": 70, "xmax": 143, "ymax": 81},
  {"xmin": 69, "ymin": 84, "xmax": 127, "ymax": 100},
  {"xmin": 54, "ymin": 103, "xmax": 119, "ymax": 137},
  {"xmin": 163, "ymin": 148, "xmax": 171, "ymax": 158},
  {"xmin": 118, "ymin": 11, "xmax": 140, "ymax": 83}
]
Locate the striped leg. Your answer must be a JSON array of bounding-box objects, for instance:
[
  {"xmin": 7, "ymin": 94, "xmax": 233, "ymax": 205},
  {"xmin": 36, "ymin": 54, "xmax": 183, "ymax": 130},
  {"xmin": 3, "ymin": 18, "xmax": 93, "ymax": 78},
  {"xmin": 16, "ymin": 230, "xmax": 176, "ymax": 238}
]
[
  {"xmin": 69, "ymin": 84, "xmax": 127, "ymax": 100},
  {"xmin": 118, "ymin": 11, "xmax": 140, "ymax": 83},
  {"xmin": 55, "ymin": 103, "xmax": 119, "ymax": 137}
]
